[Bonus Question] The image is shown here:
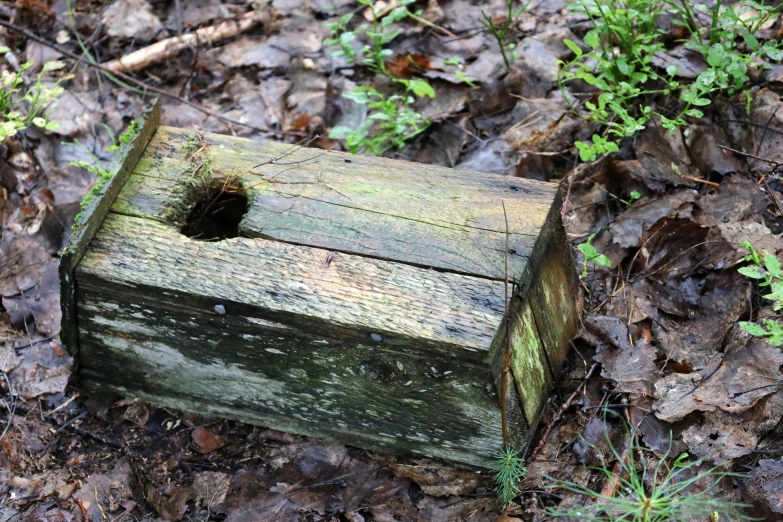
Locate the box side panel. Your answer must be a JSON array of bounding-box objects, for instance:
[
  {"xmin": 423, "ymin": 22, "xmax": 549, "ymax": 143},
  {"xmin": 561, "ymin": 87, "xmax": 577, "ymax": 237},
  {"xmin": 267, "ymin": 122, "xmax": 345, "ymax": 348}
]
[
  {"xmin": 73, "ymin": 211, "xmax": 513, "ymax": 467},
  {"xmin": 59, "ymin": 98, "xmax": 160, "ymax": 358},
  {"xmin": 77, "ymin": 213, "xmax": 505, "ymax": 357},
  {"xmin": 528, "ymin": 198, "xmax": 580, "ymax": 376},
  {"xmin": 508, "ymin": 299, "xmax": 554, "ymax": 427},
  {"xmin": 76, "ymin": 281, "xmax": 504, "ymax": 468}
]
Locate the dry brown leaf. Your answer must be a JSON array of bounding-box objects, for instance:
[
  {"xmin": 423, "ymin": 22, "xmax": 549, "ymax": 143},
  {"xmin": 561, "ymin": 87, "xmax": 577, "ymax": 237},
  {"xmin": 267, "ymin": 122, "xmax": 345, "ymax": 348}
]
[{"xmin": 390, "ymin": 463, "xmax": 479, "ymax": 496}]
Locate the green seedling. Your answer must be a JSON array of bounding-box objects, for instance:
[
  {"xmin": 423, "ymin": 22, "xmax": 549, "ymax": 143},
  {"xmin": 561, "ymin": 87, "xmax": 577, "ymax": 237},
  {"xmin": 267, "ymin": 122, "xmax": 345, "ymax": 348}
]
[
  {"xmin": 324, "ymin": 0, "xmax": 436, "ymax": 155},
  {"xmin": 330, "ymin": 79, "xmax": 434, "ymax": 155},
  {"xmin": 578, "ymin": 232, "xmax": 611, "ymax": 277},
  {"xmin": 559, "ymin": 0, "xmax": 783, "ymax": 162},
  {"xmin": 738, "ymin": 242, "xmax": 783, "ymax": 346},
  {"xmin": 0, "ymin": 50, "xmax": 69, "ymax": 143},
  {"xmin": 325, "ymin": 0, "xmax": 415, "ymax": 77},
  {"xmin": 492, "ymin": 445, "xmax": 526, "ymax": 509},
  {"xmin": 547, "ymin": 431, "xmax": 752, "ymax": 521},
  {"xmin": 480, "ymin": 0, "xmax": 531, "ymax": 71}
]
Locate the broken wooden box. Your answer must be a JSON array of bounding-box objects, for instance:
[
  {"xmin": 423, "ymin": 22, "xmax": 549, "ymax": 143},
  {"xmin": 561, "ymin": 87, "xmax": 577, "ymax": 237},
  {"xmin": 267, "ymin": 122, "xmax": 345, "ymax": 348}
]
[{"xmin": 60, "ymin": 101, "xmax": 579, "ymax": 468}]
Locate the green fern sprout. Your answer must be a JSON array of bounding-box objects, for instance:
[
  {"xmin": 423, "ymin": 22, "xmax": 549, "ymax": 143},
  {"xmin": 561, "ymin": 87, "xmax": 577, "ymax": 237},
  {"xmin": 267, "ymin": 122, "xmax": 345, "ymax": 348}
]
[
  {"xmin": 546, "ymin": 433, "xmax": 752, "ymax": 522},
  {"xmin": 492, "ymin": 446, "xmax": 526, "ymax": 509}
]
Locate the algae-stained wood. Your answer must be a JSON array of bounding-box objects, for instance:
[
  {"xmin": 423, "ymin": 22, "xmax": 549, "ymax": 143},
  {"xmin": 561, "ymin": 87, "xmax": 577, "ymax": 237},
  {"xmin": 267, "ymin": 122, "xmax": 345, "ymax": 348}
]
[
  {"xmin": 113, "ymin": 127, "xmax": 557, "ymax": 283},
  {"xmin": 67, "ymin": 124, "xmax": 579, "ymax": 468}
]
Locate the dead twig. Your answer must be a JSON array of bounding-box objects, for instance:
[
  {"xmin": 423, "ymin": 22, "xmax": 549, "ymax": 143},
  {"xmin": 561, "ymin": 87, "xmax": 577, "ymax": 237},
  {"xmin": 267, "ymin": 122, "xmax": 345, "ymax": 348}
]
[
  {"xmin": 500, "ymin": 200, "xmax": 512, "ymax": 447},
  {"xmin": 104, "ymin": 11, "xmax": 263, "ymax": 74},
  {"xmin": 0, "ymin": 18, "xmax": 305, "ymax": 138},
  {"xmin": 529, "ymin": 362, "xmax": 600, "ymax": 460},
  {"xmin": 680, "ymin": 174, "xmax": 720, "ymax": 187}
]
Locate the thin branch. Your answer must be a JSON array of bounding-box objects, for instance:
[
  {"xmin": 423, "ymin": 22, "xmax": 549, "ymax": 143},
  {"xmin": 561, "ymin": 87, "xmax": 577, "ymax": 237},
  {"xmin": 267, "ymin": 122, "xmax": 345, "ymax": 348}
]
[
  {"xmin": 0, "ymin": 18, "xmax": 306, "ymax": 137},
  {"xmin": 501, "ymin": 200, "xmax": 511, "ymax": 448}
]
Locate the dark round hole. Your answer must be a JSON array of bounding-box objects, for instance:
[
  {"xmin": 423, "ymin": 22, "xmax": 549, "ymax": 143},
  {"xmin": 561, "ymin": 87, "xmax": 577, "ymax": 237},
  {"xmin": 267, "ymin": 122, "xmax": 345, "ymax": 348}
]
[{"xmin": 181, "ymin": 184, "xmax": 249, "ymax": 241}]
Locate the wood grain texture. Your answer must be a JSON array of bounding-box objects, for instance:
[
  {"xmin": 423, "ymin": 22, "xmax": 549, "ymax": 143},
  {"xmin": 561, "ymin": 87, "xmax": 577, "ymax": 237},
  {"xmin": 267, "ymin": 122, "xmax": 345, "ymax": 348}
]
[
  {"xmin": 59, "ymin": 98, "xmax": 160, "ymax": 357},
  {"xmin": 77, "ymin": 213, "xmax": 506, "ymax": 355},
  {"xmin": 110, "ymin": 126, "xmax": 558, "ymax": 281},
  {"xmin": 528, "ymin": 201, "xmax": 580, "ymax": 375},
  {"xmin": 76, "ymin": 283, "xmax": 504, "ymax": 468}
]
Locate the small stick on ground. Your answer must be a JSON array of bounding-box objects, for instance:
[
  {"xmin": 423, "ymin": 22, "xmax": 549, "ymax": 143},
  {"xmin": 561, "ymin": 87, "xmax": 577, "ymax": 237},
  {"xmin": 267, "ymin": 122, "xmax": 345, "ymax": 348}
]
[
  {"xmin": 0, "ymin": 19, "xmax": 306, "ymax": 137},
  {"xmin": 104, "ymin": 11, "xmax": 264, "ymax": 74},
  {"xmin": 529, "ymin": 362, "xmax": 599, "ymax": 460}
]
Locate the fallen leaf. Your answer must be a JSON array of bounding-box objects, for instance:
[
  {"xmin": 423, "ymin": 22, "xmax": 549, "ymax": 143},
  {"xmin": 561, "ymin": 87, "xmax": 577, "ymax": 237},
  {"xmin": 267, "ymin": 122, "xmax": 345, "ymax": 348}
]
[
  {"xmin": 746, "ymin": 458, "xmax": 783, "ymax": 515},
  {"xmin": 192, "ymin": 427, "xmax": 226, "ymax": 453},
  {"xmin": 0, "ymin": 238, "xmax": 49, "ymax": 297},
  {"xmin": 634, "ymin": 121, "xmax": 698, "ymax": 186},
  {"xmin": 654, "ymin": 271, "xmax": 749, "ymax": 371},
  {"xmin": 73, "ymin": 460, "xmax": 137, "ymax": 521},
  {"xmin": 682, "ymin": 408, "xmax": 762, "ymax": 462},
  {"xmin": 594, "ymin": 341, "xmax": 660, "ymax": 395},
  {"xmin": 192, "ymin": 471, "xmax": 230, "ymax": 507},
  {"xmin": 386, "ymin": 53, "xmax": 430, "ymax": 77},
  {"xmin": 101, "ymin": 0, "xmax": 163, "ymax": 41},
  {"xmin": 609, "ymin": 190, "xmax": 697, "ymax": 248},
  {"xmin": 390, "ymin": 463, "xmax": 479, "ymax": 496},
  {"xmin": 584, "ymin": 315, "xmax": 632, "ymax": 351},
  {"xmin": 685, "ymin": 126, "xmax": 746, "ymax": 178},
  {"xmin": 654, "ymin": 333, "xmax": 780, "ymax": 422}
]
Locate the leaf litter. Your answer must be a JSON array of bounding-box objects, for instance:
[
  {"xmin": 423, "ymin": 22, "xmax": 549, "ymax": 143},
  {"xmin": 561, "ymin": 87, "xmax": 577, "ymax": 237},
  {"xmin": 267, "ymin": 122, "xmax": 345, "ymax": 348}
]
[{"xmin": 3, "ymin": 0, "xmax": 783, "ymax": 519}]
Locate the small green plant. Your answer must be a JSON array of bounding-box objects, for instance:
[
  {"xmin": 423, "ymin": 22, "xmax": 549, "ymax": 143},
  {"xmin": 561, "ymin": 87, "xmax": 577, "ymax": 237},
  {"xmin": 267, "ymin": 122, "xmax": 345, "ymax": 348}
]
[
  {"xmin": 559, "ymin": 0, "xmax": 783, "ymax": 161},
  {"xmin": 492, "ymin": 446, "xmax": 526, "ymax": 509},
  {"xmin": 107, "ymin": 119, "xmax": 140, "ymax": 151},
  {"xmin": 330, "ymin": 79, "xmax": 434, "ymax": 155},
  {"xmin": 325, "ymin": 0, "xmax": 436, "ymax": 155},
  {"xmin": 0, "ymin": 50, "xmax": 69, "ymax": 143},
  {"xmin": 577, "ymin": 232, "xmax": 611, "ymax": 277},
  {"xmin": 480, "ymin": 0, "xmax": 531, "ymax": 71},
  {"xmin": 325, "ymin": 0, "xmax": 415, "ymax": 77},
  {"xmin": 738, "ymin": 242, "xmax": 783, "ymax": 346},
  {"xmin": 67, "ymin": 139, "xmax": 113, "ymax": 217},
  {"xmin": 68, "ymin": 120, "xmax": 143, "ymax": 227},
  {"xmin": 547, "ymin": 432, "xmax": 752, "ymax": 521}
]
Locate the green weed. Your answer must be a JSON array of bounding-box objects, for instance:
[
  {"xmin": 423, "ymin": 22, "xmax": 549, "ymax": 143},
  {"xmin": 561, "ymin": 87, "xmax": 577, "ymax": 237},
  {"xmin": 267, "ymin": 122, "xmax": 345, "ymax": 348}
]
[
  {"xmin": 480, "ymin": 1, "xmax": 531, "ymax": 71},
  {"xmin": 547, "ymin": 433, "xmax": 752, "ymax": 521},
  {"xmin": 0, "ymin": 50, "xmax": 69, "ymax": 143},
  {"xmin": 559, "ymin": 0, "xmax": 783, "ymax": 161},
  {"xmin": 492, "ymin": 446, "xmax": 526, "ymax": 509},
  {"xmin": 329, "ymin": 79, "xmax": 434, "ymax": 155},
  {"xmin": 578, "ymin": 232, "xmax": 611, "ymax": 277},
  {"xmin": 68, "ymin": 120, "xmax": 143, "ymax": 229},
  {"xmin": 325, "ymin": 0, "xmax": 435, "ymax": 155},
  {"xmin": 738, "ymin": 242, "xmax": 783, "ymax": 346}
]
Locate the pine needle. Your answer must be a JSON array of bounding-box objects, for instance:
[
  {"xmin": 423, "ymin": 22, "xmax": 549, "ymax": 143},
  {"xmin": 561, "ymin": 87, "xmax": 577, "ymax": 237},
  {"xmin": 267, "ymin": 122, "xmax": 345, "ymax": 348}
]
[{"xmin": 493, "ymin": 446, "xmax": 526, "ymax": 509}]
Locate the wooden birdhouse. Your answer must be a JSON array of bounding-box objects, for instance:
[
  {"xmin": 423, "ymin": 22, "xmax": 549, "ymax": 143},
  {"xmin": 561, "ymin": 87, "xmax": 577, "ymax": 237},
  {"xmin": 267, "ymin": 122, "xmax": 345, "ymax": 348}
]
[{"xmin": 60, "ymin": 100, "xmax": 579, "ymax": 468}]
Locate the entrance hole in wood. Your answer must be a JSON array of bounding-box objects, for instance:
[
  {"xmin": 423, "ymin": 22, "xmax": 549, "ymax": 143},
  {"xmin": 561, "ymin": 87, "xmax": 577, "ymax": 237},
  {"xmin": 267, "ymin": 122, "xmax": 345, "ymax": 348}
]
[{"xmin": 180, "ymin": 182, "xmax": 249, "ymax": 241}]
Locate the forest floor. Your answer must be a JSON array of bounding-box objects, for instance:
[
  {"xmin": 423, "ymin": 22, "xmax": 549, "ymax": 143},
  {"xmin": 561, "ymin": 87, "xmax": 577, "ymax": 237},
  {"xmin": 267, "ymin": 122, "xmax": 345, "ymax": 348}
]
[{"xmin": 3, "ymin": 0, "xmax": 783, "ymax": 521}]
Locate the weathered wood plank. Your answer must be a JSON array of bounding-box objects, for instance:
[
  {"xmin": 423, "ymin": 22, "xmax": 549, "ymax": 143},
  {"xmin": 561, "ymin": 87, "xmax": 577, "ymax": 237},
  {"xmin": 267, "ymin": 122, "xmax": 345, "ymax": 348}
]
[
  {"xmin": 528, "ymin": 198, "xmax": 580, "ymax": 374},
  {"xmin": 112, "ymin": 173, "xmax": 537, "ymax": 283},
  {"xmin": 109, "ymin": 126, "xmax": 558, "ymax": 281},
  {"xmin": 508, "ymin": 299, "xmax": 553, "ymax": 426},
  {"xmin": 59, "ymin": 98, "xmax": 160, "ymax": 357},
  {"xmin": 77, "ymin": 213, "xmax": 507, "ymax": 355},
  {"xmin": 76, "ymin": 284, "xmax": 503, "ymax": 468}
]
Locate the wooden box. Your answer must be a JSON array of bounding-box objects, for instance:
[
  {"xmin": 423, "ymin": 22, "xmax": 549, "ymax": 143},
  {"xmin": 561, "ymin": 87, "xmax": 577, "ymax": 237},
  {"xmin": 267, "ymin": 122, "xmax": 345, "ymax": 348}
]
[{"xmin": 60, "ymin": 101, "xmax": 579, "ymax": 468}]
